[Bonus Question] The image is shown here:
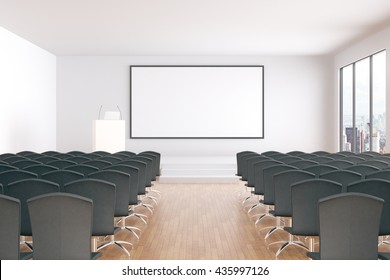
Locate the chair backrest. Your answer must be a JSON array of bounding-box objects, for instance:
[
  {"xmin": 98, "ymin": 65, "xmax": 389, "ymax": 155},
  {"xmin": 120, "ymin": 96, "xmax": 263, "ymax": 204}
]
[
  {"xmin": 52, "ymin": 153, "xmax": 74, "ymax": 160},
  {"xmin": 82, "ymin": 160, "xmax": 112, "ymax": 170},
  {"xmin": 358, "ymin": 160, "xmax": 389, "ymax": 170},
  {"xmin": 355, "ymin": 153, "xmax": 375, "ymax": 160},
  {"xmin": 131, "ymin": 156, "xmax": 154, "ymax": 186},
  {"xmin": 5, "ymin": 179, "xmax": 60, "ymax": 236},
  {"xmin": 309, "ymin": 156, "xmax": 334, "ymax": 164},
  {"xmin": 343, "ymin": 156, "xmax": 366, "ymax": 164},
  {"xmin": 34, "ymin": 155, "xmax": 60, "ymax": 164},
  {"xmin": 0, "ymin": 170, "xmax": 38, "ymax": 188},
  {"xmin": 2, "ymin": 155, "xmax": 27, "ymax": 164},
  {"xmin": 263, "ymin": 165, "xmax": 297, "ymax": 205},
  {"xmin": 139, "ymin": 151, "xmax": 161, "ymax": 176},
  {"xmin": 347, "ymin": 179, "xmax": 390, "ymax": 235},
  {"xmin": 64, "ymin": 179, "xmax": 116, "ymax": 236},
  {"xmin": 88, "ymin": 170, "xmax": 130, "ymax": 217},
  {"xmin": 277, "ymin": 156, "xmax": 302, "ymax": 164},
  {"xmin": 253, "ymin": 160, "xmax": 283, "ymax": 195},
  {"xmin": 104, "ymin": 164, "xmax": 139, "ymax": 205},
  {"xmin": 236, "ymin": 151, "xmax": 258, "ymax": 176},
  {"xmin": 90, "ymin": 151, "xmax": 111, "ymax": 157},
  {"xmin": 288, "ymin": 159, "xmax": 318, "ymax": 169},
  {"xmin": 11, "ymin": 159, "xmax": 41, "ymax": 169},
  {"xmin": 27, "ymin": 193, "xmax": 94, "ymax": 260},
  {"xmin": 0, "ymin": 194, "xmax": 21, "ymax": 260},
  {"xmin": 303, "ymin": 164, "xmax": 338, "ymax": 177},
  {"xmin": 64, "ymin": 164, "xmax": 99, "ymax": 176},
  {"xmin": 64, "ymin": 156, "xmax": 90, "ymax": 164},
  {"xmin": 114, "ymin": 151, "xmax": 136, "ymax": 158},
  {"xmin": 273, "ymin": 170, "xmax": 316, "ymax": 217},
  {"xmin": 238, "ymin": 153, "xmax": 260, "ymax": 180},
  {"xmin": 261, "ymin": 151, "xmax": 280, "ymax": 157},
  {"xmin": 98, "ymin": 156, "xmax": 123, "ymax": 165},
  {"xmin": 66, "ymin": 151, "xmax": 86, "ymax": 156},
  {"xmin": 290, "ymin": 179, "xmax": 342, "ymax": 236},
  {"xmin": 345, "ymin": 164, "xmax": 380, "ymax": 177},
  {"xmin": 0, "ymin": 164, "xmax": 18, "ymax": 173},
  {"xmin": 311, "ymin": 151, "xmax": 331, "ymax": 156},
  {"xmin": 46, "ymin": 159, "xmax": 77, "ymax": 169},
  {"xmin": 318, "ymin": 192, "xmax": 383, "ymax": 260},
  {"xmin": 366, "ymin": 169, "xmax": 390, "ymax": 181},
  {"xmin": 138, "ymin": 153, "xmax": 158, "ymax": 180},
  {"xmin": 319, "ymin": 170, "xmax": 362, "ymax": 191},
  {"xmin": 245, "ymin": 155, "xmax": 269, "ymax": 187},
  {"xmin": 81, "ymin": 153, "xmax": 103, "ymax": 160},
  {"xmin": 41, "ymin": 170, "xmax": 84, "ymax": 191},
  {"xmin": 42, "ymin": 151, "xmax": 61, "ymax": 157},
  {"xmin": 0, "ymin": 153, "xmax": 16, "ymax": 160},
  {"xmin": 0, "ymin": 183, "xmax": 3, "ymax": 194},
  {"xmin": 286, "ymin": 151, "xmax": 306, "ymax": 157},
  {"xmin": 23, "ymin": 164, "xmax": 59, "ymax": 177},
  {"xmin": 326, "ymin": 153, "xmax": 348, "ymax": 160},
  {"xmin": 324, "ymin": 159, "xmax": 354, "ymax": 169},
  {"xmin": 120, "ymin": 160, "xmax": 147, "ymax": 195}
]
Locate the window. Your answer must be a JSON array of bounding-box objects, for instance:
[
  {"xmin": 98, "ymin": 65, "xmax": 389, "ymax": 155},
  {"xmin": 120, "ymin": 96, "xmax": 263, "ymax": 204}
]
[{"xmin": 340, "ymin": 50, "xmax": 386, "ymax": 153}]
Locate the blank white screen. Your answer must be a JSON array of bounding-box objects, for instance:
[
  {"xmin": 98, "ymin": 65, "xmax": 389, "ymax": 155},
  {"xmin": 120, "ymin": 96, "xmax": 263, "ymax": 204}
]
[{"xmin": 130, "ymin": 66, "xmax": 264, "ymax": 138}]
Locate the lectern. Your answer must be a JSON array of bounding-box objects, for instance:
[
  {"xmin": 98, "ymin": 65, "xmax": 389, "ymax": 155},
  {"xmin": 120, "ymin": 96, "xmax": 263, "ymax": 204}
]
[{"xmin": 92, "ymin": 120, "xmax": 125, "ymax": 153}]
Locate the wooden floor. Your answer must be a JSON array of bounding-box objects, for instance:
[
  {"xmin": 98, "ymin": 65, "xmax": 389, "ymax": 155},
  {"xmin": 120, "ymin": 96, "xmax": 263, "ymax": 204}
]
[{"xmin": 98, "ymin": 181, "xmax": 316, "ymax": 260}]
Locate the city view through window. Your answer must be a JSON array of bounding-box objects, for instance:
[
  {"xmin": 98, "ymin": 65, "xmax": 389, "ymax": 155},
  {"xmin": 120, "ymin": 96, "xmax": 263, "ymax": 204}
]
[{"xmin": 341, "ymin": 50, "xmax": 386, "ymax": 153}]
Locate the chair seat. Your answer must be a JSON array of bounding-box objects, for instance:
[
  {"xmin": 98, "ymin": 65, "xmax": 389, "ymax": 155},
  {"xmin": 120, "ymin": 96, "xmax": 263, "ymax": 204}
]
[
  {"xmin": 378, "ymin": 252, "xmax": 390, "ymax": 260},
  {"xmin": 306, "ymin": 252, "xmax": 320, "ymax": 260}
]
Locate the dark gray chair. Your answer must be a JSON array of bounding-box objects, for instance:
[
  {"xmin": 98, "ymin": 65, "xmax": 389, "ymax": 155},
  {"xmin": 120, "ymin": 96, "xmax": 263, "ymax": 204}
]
[
  {"xmin": 236, "ymin": 151, "xmax": 258, "ymax": 177},
  {"xmin": 288, "ymin": 159, "xmax": 318, "ymax": 169},
  {"xmin": 286, "ymin": 151, "xmax": 306, "ymax": 157},
  {"xmin": 23, "ymin": 164, "xmax": 59, "ymax": 178},
  {"xmin": 64, "ymin": 178, "xmax": 132, "ymax": 256},
  {"xmin": 90, "ymin": 151, "xmax": 111, "ymax": 157},
  {"xmin": 51, "ymin": 153, "xmax": 74, "ymax": 160},
  {"xmin": 0, "ymin": 170, "xmax": 38, "ymax": 190},
  {"xmin": 345, "ymin": 164, "xmax": 380, "ymax": 178},
  {"xmin": 355, "ymin": 153, "xmax": 375, "ymax": 160},
  {"xmin": 244, "ymin": 155, "xmax": 269, "ymax": 190},
  {"xmin": 46, "ymin": 159, "xmax": 77, "ymax": 169},
  {"xmin": 266, "ymin": 170, "xmax": 316, "ymax": 241},
  {"xmin": 98, "ymin": 156, "xmax": 123, "ymax": 165},
  {"xmin": 5, "ymin": 179, "xmax": 60, "ymax": 250},
  {"xmin": 311, "ymin": 151, "xmax": 331, "ymax": 156},
  {"xmin": 343, "ymin": 156, "xmax": 366, "ymax": 164},
  {"xmin": 82, "ymin": 159, "xmax": 112, "ymax": 170},
  {"xmin": 139, "ymin": 151, "xmax": 161, "ymax": 177},
  {"xmin": 366, "ymin": 169, "xmax": 390, "ymax": 181},
  {"xmin": 64, "ymin": 156, "xmax": 90, "ymax": 164},
  {"xmin": 89, "ymin": 170, "xmax": 141, "ymax": 243},
  {"xmin": 307, "ymin": 192, "xmax": 383, "ymax": 260},
  {"xmin": 114, "ymin": 151, "xmax": 136, "ymax": 159},
  {"xmin": 27, "ymin": 193, "xmax": 100, "ymax": 260},
  {"xmin": 238, "ymin": 153, "xmax": 260, "ymax": 180},
  {"xmin": 319, "ymin": 170, "xmax": 362, "ymax": 192},
  {"xmin": 309, "ymin": 156, "xmax": 334, "ymax": 164},
  {"xmin": 252, "ymin": 164, "xmax": 297, "ymax": 224},
  {"xmin": 359, "ymin": 160, "xmax": 389, "ymax": 170},
  {"xmin": 82, "ymin": 153, "xmax": 103, "ymax": 160},
  {"xmin": 277, "ymin": 156, "xmax": 302, "ymax": 164},
  {"xmin": 303, "ymin": 164, "xmax": 338, "ymax": 177},
  {"xmin": 347, "ymin": 179, "xmax": 390, "ymax": 246},
  {"xmin": 120, "ymin": 159, "xmax": 155, "ymax": 212},
  {"xmin": 11, "ymin": 159, "xmax": 41, "ymax": 169},
  {"xmin": 0, "ymin": 164, "xmax": 18, "ymax": 173},
  {"xmin": 0, "ymin": 153, "xmax": 16, "ymax": 160},
  {"xmin": 337, "ymin": 151, "xmax": 356, "ymax": 156},
  {"xmin": 261, "ymin": 151, "xmax": 281, "ymax": 157},
  {"xmin": 273, "ymin": 179, "xmax": 342, "ymax": 256},
  {"xmin": 104, "ymin": 164, "xmax": 148, "ymax": 224},
  {"xmin": 41, "ymin": 170, "xmax": 84, "ymax": 191},
  {"xmin": 245, "ymin": 160, "xmax": 282, "ymax": 212},
  {"xmin": 324, "ymin": 159, "xmax": 354, "ymax": 169},
  {"xmin": 34, "ymin": 155, "xmax": 60, "ymax": 164},
  {"xmin": 2, "ymin": 155, "xmax": 27, "ymax": 164},
  {"xmin": 16, "ymin": 151, "xmax": 36, "ymax": 157},
  {"xmin": 66, "ymin": 151, "xmax": 86, "ymax": 156},
  {"xmin": 326, "ymin": 153, "xmax": 348, "ymax": 160},
  {"xmin": 41, "ymin": 151, "xmax": 61, "ymax": 157},
  {"xmin": 64, "ymin": 164, "xmax": 99, "ymax": 176},
  {"xmin": 0, "ymin": 194, "xmax": 32, "ymax": 260}
]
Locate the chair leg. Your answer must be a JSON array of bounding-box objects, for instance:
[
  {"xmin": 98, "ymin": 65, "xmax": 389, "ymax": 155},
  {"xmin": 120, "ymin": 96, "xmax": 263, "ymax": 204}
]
[{"xmin": 96, "ymin": 235, "xmax": 133, "ymax": 257}]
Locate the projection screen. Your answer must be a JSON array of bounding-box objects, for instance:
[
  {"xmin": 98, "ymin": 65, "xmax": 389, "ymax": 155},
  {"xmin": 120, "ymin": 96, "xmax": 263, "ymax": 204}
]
[{"xmin": 130, "ymin": 65, "xmax": 264, "ymax": 139}]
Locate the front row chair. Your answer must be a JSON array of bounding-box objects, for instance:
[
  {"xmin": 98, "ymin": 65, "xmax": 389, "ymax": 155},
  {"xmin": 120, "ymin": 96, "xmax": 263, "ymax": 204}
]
[
  {"xmin": 27, "ymin": 193, "xmax": 101, "ymax": 260},
  {"xmin": 307, "ymin": 193, "xmax": 383, "ymax": 260},
  {"xmin": 0, "ymin": 194, "xmax": 32, "ymax": 260}
]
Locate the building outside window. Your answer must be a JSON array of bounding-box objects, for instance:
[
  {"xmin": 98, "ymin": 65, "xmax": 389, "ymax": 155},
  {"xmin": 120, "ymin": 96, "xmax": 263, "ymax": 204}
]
[{"xmin": 340, "ymin": 50, "xmax": 386, "ymax": 153}]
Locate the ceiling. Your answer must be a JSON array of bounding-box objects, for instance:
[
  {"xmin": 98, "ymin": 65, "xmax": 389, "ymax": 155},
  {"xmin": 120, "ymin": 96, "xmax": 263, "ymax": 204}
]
[{"xmin": 1, "ymin": 0, "xmax": 390, "ymax": 56}]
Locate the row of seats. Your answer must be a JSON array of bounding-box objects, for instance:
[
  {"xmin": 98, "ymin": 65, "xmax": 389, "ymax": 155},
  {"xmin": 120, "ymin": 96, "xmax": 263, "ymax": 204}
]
[
  {"xmin": 236, "ymin": 150, "xmax": 390, "ymax": 260},
  {"xmin": 0, "ymin": 150, "xmax": 161, "ymax": 260}
]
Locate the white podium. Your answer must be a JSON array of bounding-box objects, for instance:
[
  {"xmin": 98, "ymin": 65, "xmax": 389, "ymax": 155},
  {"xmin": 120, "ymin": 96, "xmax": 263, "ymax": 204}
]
[{"xmin": 92, "ymin": 120, "xmax": 125, "ymax": 153}]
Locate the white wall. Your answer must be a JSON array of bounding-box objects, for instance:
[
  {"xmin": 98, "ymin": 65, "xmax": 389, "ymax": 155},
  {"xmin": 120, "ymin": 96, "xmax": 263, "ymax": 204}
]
[
  {"xmin": 334, "ymin": 25, "xmax": 390, "ymax": 150},
  {"xmin": 57, "ymin": 55, "xmax": 335, "ymax": 157},
  {"xmin": 0, "ymin": 27, "xmax": 56, "ymax": 154}
]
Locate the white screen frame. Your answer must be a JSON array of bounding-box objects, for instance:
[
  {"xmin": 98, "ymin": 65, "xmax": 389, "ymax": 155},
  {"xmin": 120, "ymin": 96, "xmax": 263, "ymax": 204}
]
[{"xmin": 130, "ymin": 65, "xmax": 264, "ymax": 139}]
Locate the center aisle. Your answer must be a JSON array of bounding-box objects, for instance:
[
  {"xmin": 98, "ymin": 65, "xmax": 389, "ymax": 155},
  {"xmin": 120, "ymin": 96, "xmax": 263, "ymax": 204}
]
[{"xmin": 99, "ymin": 182, "xmax": 309, "ymax": 260}]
